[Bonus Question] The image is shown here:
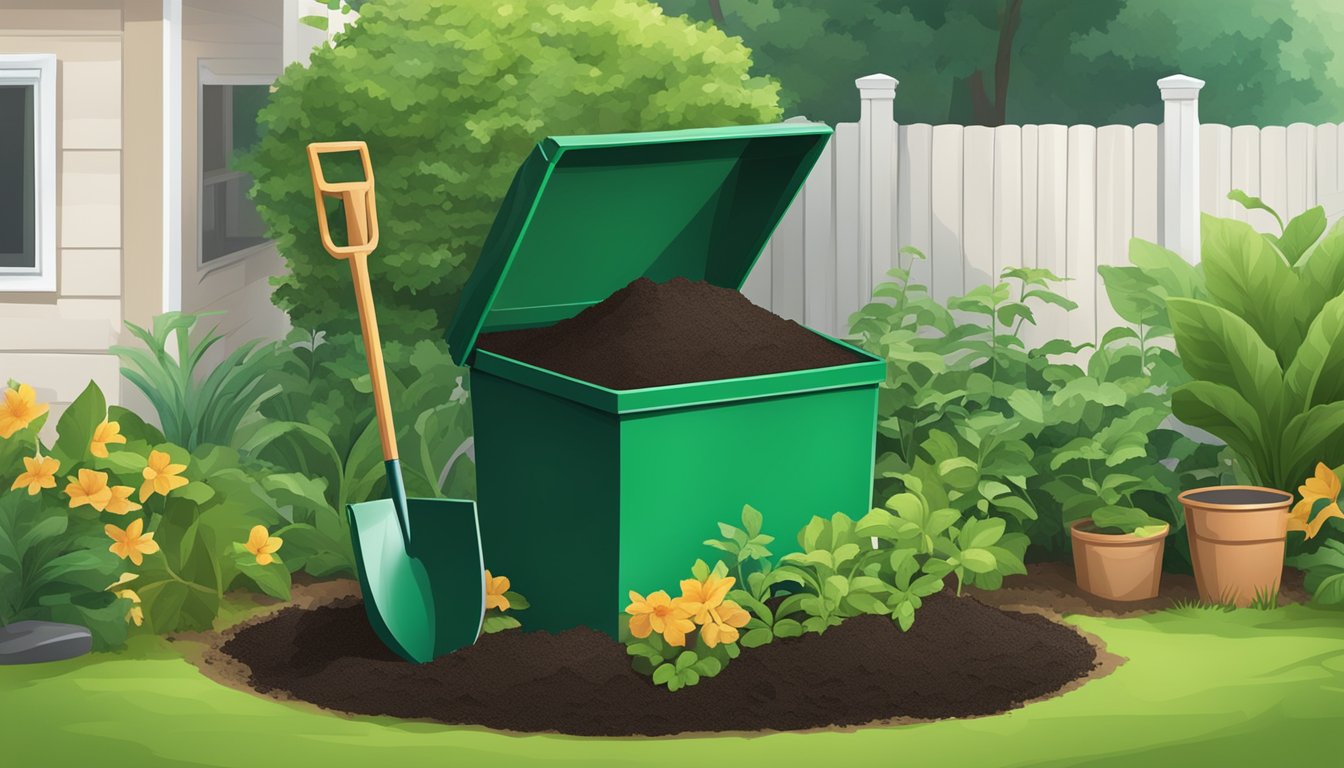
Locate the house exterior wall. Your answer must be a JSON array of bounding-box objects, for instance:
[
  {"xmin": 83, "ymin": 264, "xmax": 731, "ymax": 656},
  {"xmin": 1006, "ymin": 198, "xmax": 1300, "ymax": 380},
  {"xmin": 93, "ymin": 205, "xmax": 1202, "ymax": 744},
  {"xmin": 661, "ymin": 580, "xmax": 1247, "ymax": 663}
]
[
  {"xmin": 0, "ymin": 1, "xmax": 126, "ymax": 422},
  {"xmin": 179, "ymin": 0, "xmax": 289, "ymax": 362}
]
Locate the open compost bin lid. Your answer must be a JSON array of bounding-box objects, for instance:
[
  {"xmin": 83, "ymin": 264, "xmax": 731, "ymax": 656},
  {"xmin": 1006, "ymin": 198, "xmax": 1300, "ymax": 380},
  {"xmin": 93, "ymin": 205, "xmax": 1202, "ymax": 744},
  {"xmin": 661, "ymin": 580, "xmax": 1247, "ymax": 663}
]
[{"xmin": 446, "ymin": 122, "xmax": 834, "ymax": 364}]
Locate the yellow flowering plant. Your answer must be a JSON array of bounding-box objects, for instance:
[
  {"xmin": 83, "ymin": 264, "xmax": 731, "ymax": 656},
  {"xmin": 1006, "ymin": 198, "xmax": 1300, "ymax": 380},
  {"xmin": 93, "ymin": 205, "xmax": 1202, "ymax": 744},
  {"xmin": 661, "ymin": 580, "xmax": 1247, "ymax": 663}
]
[
  {"xmin": 1285, "ymin": 463, "xmax": 1344, "ymax": 606},
  {"xmin": 481, "ymin": 570, "xmax": 529, "ymax": 633},
  {"xmin": 2, "ymin": 376, "xmax": 294, "ymax": 637},
  {"xmin": 0, "ymin": 382, "xmax": 134, "ymax": 648},
  {"xmin": 623, "ymin": 559, "xmax": 749, "ymax": 692}
]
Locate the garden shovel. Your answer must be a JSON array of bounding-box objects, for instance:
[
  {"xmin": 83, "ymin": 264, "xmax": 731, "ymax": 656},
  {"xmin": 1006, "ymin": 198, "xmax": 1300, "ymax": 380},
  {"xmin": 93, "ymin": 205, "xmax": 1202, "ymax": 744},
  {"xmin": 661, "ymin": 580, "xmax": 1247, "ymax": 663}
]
[{"xmin": 306, "ymin": 141, "xmax": 485, "ymax": 664}]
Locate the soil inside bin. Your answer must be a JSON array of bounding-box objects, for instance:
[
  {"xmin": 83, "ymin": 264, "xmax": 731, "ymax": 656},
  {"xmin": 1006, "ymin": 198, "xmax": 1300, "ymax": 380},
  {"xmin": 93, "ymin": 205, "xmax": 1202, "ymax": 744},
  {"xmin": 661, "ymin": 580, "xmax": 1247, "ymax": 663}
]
[
  {"xmin": 475, "ymin": 276, "xmax": 865, "ymax": 390},
  {"xmin": 219, "ymin": 590, "xmax": 1097, "ymax": 736}
]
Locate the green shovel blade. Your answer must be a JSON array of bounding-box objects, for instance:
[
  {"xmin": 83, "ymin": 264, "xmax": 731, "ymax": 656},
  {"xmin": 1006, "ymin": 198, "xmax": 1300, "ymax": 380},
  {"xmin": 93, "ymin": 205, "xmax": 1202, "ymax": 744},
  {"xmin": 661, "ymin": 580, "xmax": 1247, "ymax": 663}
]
[{"xmin": 347, "ymin": 497, "xmax": 486, "ymax": 664}]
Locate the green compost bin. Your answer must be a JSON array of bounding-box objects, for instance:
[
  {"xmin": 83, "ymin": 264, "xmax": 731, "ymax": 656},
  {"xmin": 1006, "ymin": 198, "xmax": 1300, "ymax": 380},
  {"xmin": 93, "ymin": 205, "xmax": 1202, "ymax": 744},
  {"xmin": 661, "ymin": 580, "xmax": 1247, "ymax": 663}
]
[{"xmin": 447, "ymin": 123, "xmax": 885, "ymax": 636}]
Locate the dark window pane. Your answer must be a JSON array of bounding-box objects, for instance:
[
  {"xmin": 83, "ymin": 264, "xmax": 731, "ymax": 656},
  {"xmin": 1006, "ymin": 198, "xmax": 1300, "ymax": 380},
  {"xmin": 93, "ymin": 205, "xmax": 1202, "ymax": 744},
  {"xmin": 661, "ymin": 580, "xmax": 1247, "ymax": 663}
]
[
  {"xmin": 0, "ymin": 84, "xmax": 36, "ymax": 270},
  {"xmin": 201, "ymin": 84, "xmax": 270, "ymax": 264}
]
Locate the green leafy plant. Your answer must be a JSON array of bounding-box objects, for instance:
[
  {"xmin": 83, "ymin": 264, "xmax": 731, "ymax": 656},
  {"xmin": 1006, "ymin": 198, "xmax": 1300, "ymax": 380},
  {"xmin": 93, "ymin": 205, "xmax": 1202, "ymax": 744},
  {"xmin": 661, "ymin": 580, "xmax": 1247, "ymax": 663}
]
[
  {"xmin": 244, "ymin": 0, "xmax": 782, "ymax": 343},
  {"xmin": 112, "ymin": 312, "xmax": 277, "ymax": 451},
  {"xmin": 849, "ymin": 246, "xmax": 1221, "ymax": 566},
  {"xmin": 0, "ymin": 488, "xmax": 131, "ymax": 649},
  {"xmin": 1165, "ymin": 196, "xmax": 1344, "ymax": 492},
  {"xmin": 238, "ymin": 333, "xmax": 475, "ymax": 578},
  {"xmin": 482, "ymin": 570, "xmax": 529, "ymax": 634},
  {"xmin": 0, "ymin": 378, "xmax": 292, "ymax": 639},
  {"xmin": 1085, "ymin": 506, "xmax": 1169, "ymax": 537}
]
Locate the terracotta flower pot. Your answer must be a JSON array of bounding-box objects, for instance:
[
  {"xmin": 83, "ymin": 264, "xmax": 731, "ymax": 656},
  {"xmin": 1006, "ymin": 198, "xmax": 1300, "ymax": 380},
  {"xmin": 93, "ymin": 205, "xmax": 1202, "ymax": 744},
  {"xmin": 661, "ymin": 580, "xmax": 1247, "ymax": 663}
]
[
  {"xmin": 1178, "ymin": 486, "xmax": 1291, "ymax": 608},
  {"xmin": 1070, "ymin": 518, "xmax": 1170, "ymax": 601}
]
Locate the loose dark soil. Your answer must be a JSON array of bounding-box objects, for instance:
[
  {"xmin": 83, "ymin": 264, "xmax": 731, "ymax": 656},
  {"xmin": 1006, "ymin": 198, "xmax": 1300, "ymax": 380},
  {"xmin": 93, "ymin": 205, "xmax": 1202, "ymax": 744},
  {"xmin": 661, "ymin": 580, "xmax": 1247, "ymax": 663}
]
[
  {"xmin": 476, "ymin": 277, "xmax": 864, "ymax": 389},
  {"xmin": 219, "ymin": 591, "xmax": 1096, "ymax": 736},
  {"xmin": 1182, "ymin": 487, "xmax": 1292, "ymax": 506}
]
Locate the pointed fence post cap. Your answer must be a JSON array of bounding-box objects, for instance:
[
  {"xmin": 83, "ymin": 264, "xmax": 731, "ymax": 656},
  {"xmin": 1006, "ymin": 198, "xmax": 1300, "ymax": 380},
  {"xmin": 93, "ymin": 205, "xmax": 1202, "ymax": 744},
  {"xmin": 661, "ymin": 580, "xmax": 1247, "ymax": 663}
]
[
  {"xmin": 1158, "ymin": 74, "xmax": 1205, "ymax": 101},
  {"xmin": 856, "ymin": 73, "xmax": 898, "ymax": 98}
]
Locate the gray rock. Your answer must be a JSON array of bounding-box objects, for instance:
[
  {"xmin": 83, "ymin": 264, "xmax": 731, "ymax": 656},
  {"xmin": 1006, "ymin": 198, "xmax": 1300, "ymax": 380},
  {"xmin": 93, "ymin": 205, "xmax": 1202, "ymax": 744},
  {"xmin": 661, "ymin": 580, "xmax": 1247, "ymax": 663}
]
[{"xmin": 0, "ymin": 620, "xmax": 93, "ymax": 664}]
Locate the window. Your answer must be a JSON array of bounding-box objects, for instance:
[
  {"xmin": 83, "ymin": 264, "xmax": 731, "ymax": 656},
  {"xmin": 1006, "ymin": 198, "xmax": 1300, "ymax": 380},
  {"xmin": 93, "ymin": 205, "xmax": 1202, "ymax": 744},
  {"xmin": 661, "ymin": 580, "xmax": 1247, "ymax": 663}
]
[
  {"xmin": 0, "ymin": 54, "xmax": 55, "ymax": 292},
  {"xmin": 199, "ymin": 78, "xmax": 271, "ymax": 267}
]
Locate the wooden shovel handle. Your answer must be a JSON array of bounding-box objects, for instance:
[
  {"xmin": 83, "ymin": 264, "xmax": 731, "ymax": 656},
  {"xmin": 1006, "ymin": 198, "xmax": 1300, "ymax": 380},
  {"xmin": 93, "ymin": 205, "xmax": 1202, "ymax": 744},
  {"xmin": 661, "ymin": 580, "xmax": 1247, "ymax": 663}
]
[{"xmin": 306, "ymin": 141, "xmax": 398, "ymax": 463}]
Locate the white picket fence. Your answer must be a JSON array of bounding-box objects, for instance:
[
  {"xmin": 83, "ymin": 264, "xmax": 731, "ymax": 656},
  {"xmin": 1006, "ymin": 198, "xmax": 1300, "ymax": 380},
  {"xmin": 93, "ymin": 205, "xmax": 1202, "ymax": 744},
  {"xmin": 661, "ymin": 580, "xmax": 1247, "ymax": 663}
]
[{"xmin": 744, "ymin": 73, "xmax": 1344, "ymax": 346}]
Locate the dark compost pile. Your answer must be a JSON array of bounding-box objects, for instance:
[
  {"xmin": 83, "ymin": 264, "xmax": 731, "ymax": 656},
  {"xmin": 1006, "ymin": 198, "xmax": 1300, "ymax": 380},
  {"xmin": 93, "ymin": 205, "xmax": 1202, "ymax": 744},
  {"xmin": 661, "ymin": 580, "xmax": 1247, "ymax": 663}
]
[
  {"xmin": 221, "ymin": 592, "xmax": 1097, "ymax": 736},
  {"xmin": 476, "ymin": 277, "xmax": 864, "ymax": 389}
]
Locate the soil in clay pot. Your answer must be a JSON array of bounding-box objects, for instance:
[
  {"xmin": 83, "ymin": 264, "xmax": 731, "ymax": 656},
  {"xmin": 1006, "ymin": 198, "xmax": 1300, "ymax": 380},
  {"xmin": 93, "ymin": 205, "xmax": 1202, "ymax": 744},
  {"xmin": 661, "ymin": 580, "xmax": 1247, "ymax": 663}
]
[
  {"xmin": 220, "ymin": 591, "xmax": 1097, "ymax": 736},
  {"xmin": 476, "ymin": 276, "xmax": 865, "ymax": 390}
]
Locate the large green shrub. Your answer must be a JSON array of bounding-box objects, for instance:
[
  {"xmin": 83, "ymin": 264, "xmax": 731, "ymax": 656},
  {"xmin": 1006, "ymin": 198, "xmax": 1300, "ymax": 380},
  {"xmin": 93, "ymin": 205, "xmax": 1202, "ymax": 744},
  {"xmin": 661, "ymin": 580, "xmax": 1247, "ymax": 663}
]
[
  {"xmin": 245, "ymin": 0, "xmax": 782, "ymax": 344},
  {"xmin": 848, "ymin": 248, "xmax": 1223, "ymax": 568},
  {"xmin": 1167, "ymin": 203, "xmax": 1344, "ymax": 492}
]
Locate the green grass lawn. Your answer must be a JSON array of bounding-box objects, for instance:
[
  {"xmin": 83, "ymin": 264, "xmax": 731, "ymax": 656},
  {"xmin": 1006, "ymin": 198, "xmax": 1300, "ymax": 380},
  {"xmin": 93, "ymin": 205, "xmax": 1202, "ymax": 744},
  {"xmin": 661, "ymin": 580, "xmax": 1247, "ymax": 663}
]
[{"xmin": 3, "ymin": 603, "xmax": 1344, "ymax": 767}]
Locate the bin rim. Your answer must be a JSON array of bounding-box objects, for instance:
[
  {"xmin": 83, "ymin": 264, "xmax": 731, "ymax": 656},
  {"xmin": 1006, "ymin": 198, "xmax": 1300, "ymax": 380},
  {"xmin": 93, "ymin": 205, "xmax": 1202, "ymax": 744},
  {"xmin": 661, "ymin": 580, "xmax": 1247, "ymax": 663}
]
[
  {"xmin": 469, "ymin": 327, "xmax": 883, "ymax": 416},
  {"xmin": 445, "ymin": 122, "xmax": 834, "ymax": 365}
]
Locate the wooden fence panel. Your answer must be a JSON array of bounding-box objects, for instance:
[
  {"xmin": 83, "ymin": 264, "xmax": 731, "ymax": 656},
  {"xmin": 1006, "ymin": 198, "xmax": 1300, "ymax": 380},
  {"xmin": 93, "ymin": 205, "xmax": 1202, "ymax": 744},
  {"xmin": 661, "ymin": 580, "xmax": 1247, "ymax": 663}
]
[
  {"xmin": 756, "ymin": 82, "xmax": 1344, "ymax": 347},
  {"xmin": 930, "ymin": 124, "xmax": 965, "ymax": 303},
  {"xmin": 898, "ymin": 123, "xmax": 934, "ymax": 292}
]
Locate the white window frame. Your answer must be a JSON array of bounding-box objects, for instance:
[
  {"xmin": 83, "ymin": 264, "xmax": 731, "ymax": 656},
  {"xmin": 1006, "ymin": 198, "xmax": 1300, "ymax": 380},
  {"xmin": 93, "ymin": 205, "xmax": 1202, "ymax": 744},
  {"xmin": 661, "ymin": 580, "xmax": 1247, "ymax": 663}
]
[
  {"xmin": 196, "ymin": 61, "xmax": 276, "ymax": 273},
  {"xmin": 0, "ymin": 54, "xmax": 57, "ymax": 293}
]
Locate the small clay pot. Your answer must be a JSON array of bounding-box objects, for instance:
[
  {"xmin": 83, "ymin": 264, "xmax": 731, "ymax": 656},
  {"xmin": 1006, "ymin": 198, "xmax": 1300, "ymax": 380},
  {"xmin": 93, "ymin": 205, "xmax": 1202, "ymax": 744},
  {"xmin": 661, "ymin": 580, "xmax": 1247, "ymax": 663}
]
[
  {"xmin": 1178, "ymin": 485, "xmax": 1291, "ymax": 608},
  {"xmin": 1070, "ymin": 518, "xmax": 1170, "ymax": 601}
]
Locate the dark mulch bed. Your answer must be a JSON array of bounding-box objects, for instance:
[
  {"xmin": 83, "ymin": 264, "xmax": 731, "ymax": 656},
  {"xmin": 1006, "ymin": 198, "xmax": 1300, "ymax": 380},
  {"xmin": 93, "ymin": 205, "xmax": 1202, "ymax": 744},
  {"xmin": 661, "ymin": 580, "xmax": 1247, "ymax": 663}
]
[{"xmin": 219, "ymin": 591, "xmax": 1097, "ymax": 736}]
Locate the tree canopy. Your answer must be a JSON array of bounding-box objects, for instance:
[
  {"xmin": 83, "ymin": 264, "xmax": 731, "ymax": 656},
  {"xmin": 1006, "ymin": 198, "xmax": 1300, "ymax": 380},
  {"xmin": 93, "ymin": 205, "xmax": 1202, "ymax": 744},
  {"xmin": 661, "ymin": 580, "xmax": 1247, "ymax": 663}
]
[{"xmin": 658, "ymin": 0, "xmax": 1344, "ymax": 126}]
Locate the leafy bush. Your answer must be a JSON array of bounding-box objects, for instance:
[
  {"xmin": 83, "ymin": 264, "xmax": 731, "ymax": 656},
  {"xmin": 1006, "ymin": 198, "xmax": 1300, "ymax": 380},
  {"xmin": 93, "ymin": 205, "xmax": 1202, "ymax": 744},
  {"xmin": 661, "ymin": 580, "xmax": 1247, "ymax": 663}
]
[
  {"xmin": 624, "ymin": 499, "xmax": 1024, "ymax": 690},
  {"xmin": 112, "ymin": 312, "xmax": 277, "ymax": 451},
  {"xmin": 0, "ymin": 380, "xmax": 293, "ymax": 641},
  {"xmin": 239, "ymin": 332, "xmax": 475, "ymax": 578},
  {"xmin": 1166, "ymin": 199, "xmax": 1344, "ymax": 491},
  {"xmin": 243, "ymin": 0, "xmax": 782, "ymax": 343},
  {"xmin": 848, "ymin": 248, "xmax": 1220, "ymax": 566}
]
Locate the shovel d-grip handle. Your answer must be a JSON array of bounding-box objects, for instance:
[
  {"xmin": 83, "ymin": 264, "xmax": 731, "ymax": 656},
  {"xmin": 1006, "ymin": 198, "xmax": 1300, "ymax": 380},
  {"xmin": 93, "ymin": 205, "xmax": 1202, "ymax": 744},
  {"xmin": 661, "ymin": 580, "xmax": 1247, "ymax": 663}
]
[
  {"xmin": 307, "ymin": 140, "xmax": 380, "ymax": 259},
  {"xmin": 306, "ymin": 141, "xmax": 398, "ymax": 466}
]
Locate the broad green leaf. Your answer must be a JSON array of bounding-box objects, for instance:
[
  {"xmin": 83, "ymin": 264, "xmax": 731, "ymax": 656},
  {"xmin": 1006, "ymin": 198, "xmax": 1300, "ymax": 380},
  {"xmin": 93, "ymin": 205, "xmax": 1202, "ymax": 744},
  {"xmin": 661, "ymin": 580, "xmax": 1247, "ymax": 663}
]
[
  {"xmin": 1310, "ymin": 573, "xmax": 1344, "ymax": 605},
  {"xmin": 1273, "ymin": 206, "xmax": 1326, "ymax": 265},
  {"xmin": 1171, "ymin": 383, "xmax": 1270, "ymax": 484},
  {"xmin": 741, "ymin": 504, "xmax": 763, "ymax": 537},
  {"xmin": 962, "ymin": 517, "xmax": 1005, "ymax": 549},
  {"xmin": 1167, "ymin": 298, "xmax": 1285, "ymax": 424},
  {"xmin": 1283, "ymin": 294, "xmax": 1344, "ymax": 410},
  {"xmin": 50, "ymin": 381, "xmax": 106, "ymax": 467},
  {"xmin": 1199, "ymin": 215, "xmax": 1304, "ymax": 367},
  {"xmin": 958, "ymin": 547, "xmax": 997, "ymax": 574},
  {"xmin": 1226, "ymin": 190, "xmax": 1284, "ymax": 231}
]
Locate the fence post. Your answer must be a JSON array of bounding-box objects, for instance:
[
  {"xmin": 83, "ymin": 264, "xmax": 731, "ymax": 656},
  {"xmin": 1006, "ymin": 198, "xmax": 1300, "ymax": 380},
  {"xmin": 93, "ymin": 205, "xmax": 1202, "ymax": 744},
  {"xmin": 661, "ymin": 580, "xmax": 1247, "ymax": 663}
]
[
  {"xmin": 856, "ymin": 73, "xmax": 898, "ymax": 304},
  {"xmin": 1158, "ymin": 74, "xmax": 1205, "ymax": 262}
]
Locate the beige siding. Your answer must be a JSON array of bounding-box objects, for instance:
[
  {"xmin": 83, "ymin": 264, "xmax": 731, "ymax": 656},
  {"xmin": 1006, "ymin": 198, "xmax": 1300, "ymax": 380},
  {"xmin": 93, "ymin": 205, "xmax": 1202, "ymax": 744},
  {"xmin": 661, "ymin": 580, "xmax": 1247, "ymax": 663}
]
[
  {"xmin": 0, "ymin": 7, "xmax": 124, "ymax": 428},
  {"xmin": 180, "ymin": 0, "xmax": 290, "ymax": 369}
]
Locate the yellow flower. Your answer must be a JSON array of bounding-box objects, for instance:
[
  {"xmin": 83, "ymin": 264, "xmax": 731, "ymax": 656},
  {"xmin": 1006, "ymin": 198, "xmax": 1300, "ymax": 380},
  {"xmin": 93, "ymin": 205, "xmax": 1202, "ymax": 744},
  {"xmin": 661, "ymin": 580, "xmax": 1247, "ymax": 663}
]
[
  {"xmin": 626, "ymin": 589, "xmax": 696, "ymax": 647},
  {"xmin": 10, "ymin": 454, "xmax": 59, "ymax": 495},
  {"xmin": 105, "ymin": 485, "xmax": 142, "ymax": 515},
  {"xmin": 139, "ymin": 449, "xmax": 188, "ymax": 501},
  {"xmin": 699, "ymin": 599, "xmax": 751, "ymax": 648},
  {"xmin": 485, "ymin": 570, "xmax": 511, "ymax": 611},
  {"xmin": 1290, "ymin": 463, "xmax": 1344, "ymax": 539},
  {"xmin": 65, "ymin": 468, "xmax": 113, "ymax": 512},
  {"xmin": 106, "ymin": 518, "xmax": 159, "ymax": 566},
  {"xmin": 243, "ymin": 525, "xmax": 283, "ymax": 566},
  {"xmin": 89, "ymin": 420, "xmax": 127, "ymax": 459},
  {"xmin": 677, "ymin": 573, "xmax": 736, "ymax": 624},
  {"xmin": 106, "ymin": 573, "xmax": 143, "ymax": 626},
  {"xmin": 0, "ymin": 383, "xmax": 49, "ymax": 439},
  {"xmin": 116, "ymin": 589, "xmax": 144, "ymax": 627}
]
